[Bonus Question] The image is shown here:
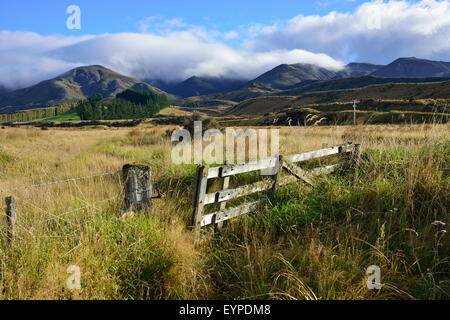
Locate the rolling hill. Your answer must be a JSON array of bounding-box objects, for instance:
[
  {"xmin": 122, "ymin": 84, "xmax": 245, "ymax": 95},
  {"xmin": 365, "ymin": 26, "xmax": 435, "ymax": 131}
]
[
  {"xmin": 276, "ymin": 76, "xmax": 450, "ymax": 97},
  {"xmin": 372, "ymin": 57, "xmax": 450, "ymax": 78},
  {"xmin": 179, "ymin": 82, "xmax": 282, "ymax": 108},
  {"xmin": 249, "ymin": 63, "xmax": 336, "ymax": 89},
  {"xmin": 179, "ymin": 62, "xmax": 340, "ymax": 106},
  {"xmin": 0, "ymin": 65, "xmax": 175, "ymax": 113},
  {"xmin": 163, "ymin": 76, "xmax": 248, "ymax": 98},
  {"xmin": 180, "ymin": 58, "xmax": 450, "ymax": 106},
  {"xmin": 2, "ymin": 57, "xmax": 450, "ymax": 115},
  {"xmin": 334, "ymin": 63, "xmax": 384, "ymax": 78},
  {"xmin": 182, "ymin": 75, "xmax": 450, "ymax": 108},
  {"xmin": 228, "ymin": 80, "xmax": 450, "ymax": 115}
]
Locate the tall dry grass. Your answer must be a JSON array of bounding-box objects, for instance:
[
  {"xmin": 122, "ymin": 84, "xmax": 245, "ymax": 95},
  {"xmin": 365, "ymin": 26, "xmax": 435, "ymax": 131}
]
[
  {"xmin": 0, "ymin": 123, "xmax": 448, "ymax": 299},
  {"xmin": 205, "ymin": 124, "xmax": 449, "ymax": 300}
]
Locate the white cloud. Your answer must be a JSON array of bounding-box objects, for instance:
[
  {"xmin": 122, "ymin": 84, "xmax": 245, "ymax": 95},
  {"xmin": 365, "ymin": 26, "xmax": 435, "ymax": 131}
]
[
  {"xmin": 137, "ymin": 15, "xmax": 235, "ymax": 42},
  {"xmin": 1, "ymin": 1, "xmax": 449, "ymax": 90},
  {"xmin": 224, "ymin": 30, "xmax": 240, "ymax": 40},
  {"xmin": 0, "ymin": 31, "xmax": 95, "ymax": 88},
  {"xmin": 138, "ymin": 15, "xmax": 189, "ymax": 33},
  {"xmin": 0, "ymin": 31, "xmax": 343, "ymax": 89},
  {"xmin": 245, "ymin": 0, "xmax": 450, "ymax": 63}
]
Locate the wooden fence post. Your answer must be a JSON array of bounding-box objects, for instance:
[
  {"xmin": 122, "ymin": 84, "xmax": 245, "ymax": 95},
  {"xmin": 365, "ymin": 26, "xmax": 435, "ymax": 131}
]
[
  {"xmin": 189, "ymin": 143, "xmax": 362, "ymax": 231},
  {"xmin": 191, "ymin": 165, "xmax": 203, "ymax": 227},
  {"xmin": 271, "ymin": 155, "xmax": 283, "ymax": 198},
  {"xmin": 213, "ymin": 161, "xmax": 231, "ymax": 236},
  {"xmin": 121, "ymin": 164, "xmax": 152, "ymax": 216},
  {"xmin": 5, "ymin": 195, "xmax": 16, "ymax": 242},
  {"xmin": 351, "ymin": 144, "xmax": 361, "ymax": 167},
  {"xmin": 191, "ymin": 165, "xmax": 208, "ymax": 232}
]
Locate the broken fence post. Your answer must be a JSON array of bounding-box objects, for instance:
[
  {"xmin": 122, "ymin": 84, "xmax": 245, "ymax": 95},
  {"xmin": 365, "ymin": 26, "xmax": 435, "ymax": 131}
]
[
  {"xmin": 5, "ymin": 195, "xmax": 16, "ymax": 242},
  {"xmin": 120, "ymin": 164, "xmax": 152, "ymax": 216}
]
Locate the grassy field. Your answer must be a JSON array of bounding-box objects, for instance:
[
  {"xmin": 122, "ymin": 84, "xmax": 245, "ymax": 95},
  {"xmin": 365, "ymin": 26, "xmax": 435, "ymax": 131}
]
[
  {"xmin": 34, "ymin": 107, "xmax": 185, "ymax": 123},
  {"xmin": 0, "ymin": 123, "xmax": 448, "ymax": 299},
  {"xmin": 37, "ymin": 111, "xmax": 81, "ymax": 122}
]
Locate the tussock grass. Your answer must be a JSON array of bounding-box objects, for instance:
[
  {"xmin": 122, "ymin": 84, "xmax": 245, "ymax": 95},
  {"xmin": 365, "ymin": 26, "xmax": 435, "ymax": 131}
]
[
  {"xmin": 0, "ymin": 124, "xmax": 448, "ymax": 299},
  {"xmin": 205, "ymin": 125, "xmax": 449, "ymax": 300}
]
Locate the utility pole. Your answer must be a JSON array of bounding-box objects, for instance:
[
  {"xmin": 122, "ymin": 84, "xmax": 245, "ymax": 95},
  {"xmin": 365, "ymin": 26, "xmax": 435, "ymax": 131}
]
[{"xmin": 353, "ymin": 100, "xmax": 357, "ymax": 125}]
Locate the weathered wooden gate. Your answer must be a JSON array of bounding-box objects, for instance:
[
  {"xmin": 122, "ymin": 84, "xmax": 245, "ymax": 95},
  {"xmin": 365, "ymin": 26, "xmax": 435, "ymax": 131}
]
[{"xmin": 191, "ymin": 143, "xmax": 360, "ymax": 232}]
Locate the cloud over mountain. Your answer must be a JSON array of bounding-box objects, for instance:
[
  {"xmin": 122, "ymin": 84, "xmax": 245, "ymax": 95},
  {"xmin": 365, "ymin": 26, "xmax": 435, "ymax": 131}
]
[
  {"xmin": 244, "ymin": 0, "xmax": 450, "ymax": 63},
  {"xmin": 0, "ymin": 31, "xmax": 94, "ymax": 89},
  {"xmin": 0, "ymin": 0, "xmax": 449, "ymax": 89},
  {"xmin": 0, "ymin": 30, "xmax": 344, "ymax": 90}
]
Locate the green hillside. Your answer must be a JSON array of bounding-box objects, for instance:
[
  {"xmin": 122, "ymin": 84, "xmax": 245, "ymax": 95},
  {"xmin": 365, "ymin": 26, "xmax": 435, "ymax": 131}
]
[
  {"xmin": 276, "ymin": 76, "xmax": 450, "ymax": 97},
  {"xmin": 249, "ymin": 63, "xmax": 336, "ymax": 89},
  {"xmin": 0, "ymin": 65, "xmax": 176, "ymax": 113},
  {"xmin": 228, "ymin": 80, "xmax": 450, "ymax": 115},
  {"xmin": 373, "ymin": 57, "xmax": 450, "ymax": 78}
]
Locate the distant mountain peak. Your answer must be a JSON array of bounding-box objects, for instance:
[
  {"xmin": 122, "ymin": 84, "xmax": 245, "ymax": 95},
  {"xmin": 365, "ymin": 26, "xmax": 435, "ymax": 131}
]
[
  {"xmin": 249, "ymin": 63, "xmax": 336, "ymax": 89},
  {"xmin": 347, "ymin": 62, "xmax": 382, "ymax": 67},
  {"xmin": 333, "ymin": 63, "xmax": 384, "ymax": 78},
  {"xmin": 2, "ymin": 57, "xmax": 449, "ymax": 114},
  {"xmin": 372, "ymin": 57, "xmax": 450, "ymax": 78},
  {"xmin": 158, "ymin": 76, "xmax": 249, "ymax": 98},
  {"xmin": 0, "ymin": 65, "xmax": 174, "ymax": 113}
]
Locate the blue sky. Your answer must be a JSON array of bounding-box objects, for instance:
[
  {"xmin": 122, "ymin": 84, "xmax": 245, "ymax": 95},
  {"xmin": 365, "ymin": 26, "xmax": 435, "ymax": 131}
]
[
  {"xmin": 0, "ymin": 0, "xmax": 370, "ymax": 37},
  {"xmin": 0, "ymin": 0, "xmax": 449, "ymax": 88}
]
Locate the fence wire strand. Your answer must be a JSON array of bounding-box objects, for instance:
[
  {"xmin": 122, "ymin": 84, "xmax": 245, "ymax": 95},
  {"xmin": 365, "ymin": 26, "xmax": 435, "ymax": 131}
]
[
  {"xmin": 44, "ymin": 192, "xmax": 123, "ymax": 222},
  {"xmin": 0, "ymin": 169, "xmax": 124, "ymax": 239},
  {"xmin": 0, "ymin": 170, "xmax": 121, "ymax": 194},
  {"xmin": 0, "ymin": 191, "xmax": 124, "ymax": 238}
]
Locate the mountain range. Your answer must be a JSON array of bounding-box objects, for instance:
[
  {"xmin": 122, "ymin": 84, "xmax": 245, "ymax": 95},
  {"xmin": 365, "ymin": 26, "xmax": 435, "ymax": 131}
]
[
  {"xmin": 334, "ymin": 63, "xmax": 383, "ymax": 78},
  {"xmin": 239, "ymin": 58, "xmax": 450, "ymax": 91},
  {"xmin": 180, "ymin": 58, "xmax": 450, "ymax": 105},
  {"xmin": 228, "ymin": 79, "xmax": 450, "ymax": 115},
  {"xmin": 0, "ymin": 65, "xmax": 175, "ymax": 113},
  {"xmin": 0, "ymin": 57, "xmax": 449, "ymax": 114},
  {"xmin": 249, "ymin": 63, "xmax": 337, "ymax": 90},
  {"xmin": 148, "ymin": 76, "xmax": 249, "ymax": 98},
  {"xmin": 372, "ymin": 57, "xmax": 450, "ymax": 78}
]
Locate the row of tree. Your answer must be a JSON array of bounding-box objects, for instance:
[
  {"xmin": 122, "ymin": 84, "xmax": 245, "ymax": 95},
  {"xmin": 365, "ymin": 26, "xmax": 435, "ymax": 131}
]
[
  {"xmin": 77, "ymin": 90, "xmax": 169, "ymax": 120},
  {"xmin": 0, "ymin": 103, "xmax": 77, "ymax": 123}
]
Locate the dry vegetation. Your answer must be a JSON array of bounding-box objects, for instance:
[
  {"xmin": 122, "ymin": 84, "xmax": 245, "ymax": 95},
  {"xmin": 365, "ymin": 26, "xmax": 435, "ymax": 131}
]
[{"xmin": 0, "ymin": 123, "xmax": 448, "ymax": 300}]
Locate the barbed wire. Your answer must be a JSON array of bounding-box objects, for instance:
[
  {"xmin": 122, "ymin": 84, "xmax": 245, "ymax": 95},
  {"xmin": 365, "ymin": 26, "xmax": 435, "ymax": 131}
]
[
  {"xmin": 0, "ymin": 192, "xmax": 124, "ymax": 228},
  {"xmin": 44, "ymin": 192, "xmax": 123, "ymax": 223},
  {"xmin": 0, "ymin": 170, "xmax": 121, "ymax": 194}
]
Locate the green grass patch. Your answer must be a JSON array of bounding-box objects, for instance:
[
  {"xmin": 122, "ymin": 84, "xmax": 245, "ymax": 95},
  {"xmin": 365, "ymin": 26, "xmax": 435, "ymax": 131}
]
[{"xmin": 38, "ymin": 111, "xmax": 81, "ymax": 122}]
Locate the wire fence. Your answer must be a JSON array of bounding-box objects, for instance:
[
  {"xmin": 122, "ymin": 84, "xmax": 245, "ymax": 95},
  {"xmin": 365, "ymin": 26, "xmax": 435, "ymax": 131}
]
[
  {"xmin": 0, "ymin": 169, "xmax": 125, "ymax": 236},
  {"xmin": 0, "ymin": 170, "xmax": 121, "ymax": 194},
  {"xmin": 44, "ymin": 192, "xmax": 124, "ymax": 222}
]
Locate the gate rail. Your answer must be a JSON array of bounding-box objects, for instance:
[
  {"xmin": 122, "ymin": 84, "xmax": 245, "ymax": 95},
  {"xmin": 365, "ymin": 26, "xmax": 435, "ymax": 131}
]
[{"xmin": 191, "ymin": 143, "xmax": 360, "ymax": 231}]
